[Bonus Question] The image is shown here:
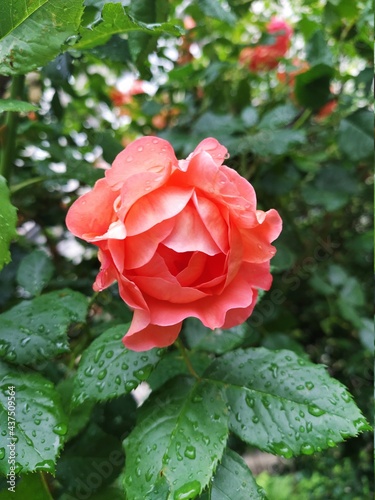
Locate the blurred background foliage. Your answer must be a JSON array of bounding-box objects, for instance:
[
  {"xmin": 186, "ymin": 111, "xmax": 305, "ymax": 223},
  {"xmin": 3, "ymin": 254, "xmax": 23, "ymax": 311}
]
[{"xmin": 0, "ymin": 0, "xmax": 373, "ymax": 498}]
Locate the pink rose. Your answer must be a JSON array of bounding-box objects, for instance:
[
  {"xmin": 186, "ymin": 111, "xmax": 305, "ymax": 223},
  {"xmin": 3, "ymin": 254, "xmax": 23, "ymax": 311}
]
[{"xmin": 66, "ymin": 137, "xmax": 282, "ymax": 351}]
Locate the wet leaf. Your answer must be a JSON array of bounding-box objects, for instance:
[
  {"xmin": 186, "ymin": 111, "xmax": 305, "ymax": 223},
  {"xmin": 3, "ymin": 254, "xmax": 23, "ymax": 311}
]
[
  {"xmin": 0, "ymin": 99, "xmax": 38, "ymax": 113},
  {"xmin": 204, "ymin": 348, "xmax": 371, "ymax": 458},
  {"xmin": 16, "ymin": 249, "xmax": 54, "ymax": 296},
  {"xmin": 0, "ymin": 289, "xmax": 88, "ymax": 365},
  {"xmin": 0, "ymin": 362, "xmax": 68, "ymax": 474},
  {"xmin": 184, "ymin": 318, "xmax": 250, "ymax": 354},
  {"xmin": 210, "ymin": 448, "xmax": 266, "ymax": 499},
  {"xmin": 0, "ymin": 0, "xmax": 83, "ymax": 75},
  {"xmin": 72, "ymin": 324, "xmax": 163, "ymax": 406},
  {"xmin": 124, "ymin": 376, "xmax": 229, "ymax": 500},
  {"xmin": 74, "ymin": 3, "xmax": 182, "ymax": 51},
  {"xmin": 0, "ymin": 176, "xmax": 17, "ymax": 271}
]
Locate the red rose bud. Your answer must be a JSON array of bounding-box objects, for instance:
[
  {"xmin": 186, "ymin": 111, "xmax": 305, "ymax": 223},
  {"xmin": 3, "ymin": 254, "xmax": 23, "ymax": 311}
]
[{"xmin": 66, "ymin": 137, "xmax": 282, "ymax": 351}]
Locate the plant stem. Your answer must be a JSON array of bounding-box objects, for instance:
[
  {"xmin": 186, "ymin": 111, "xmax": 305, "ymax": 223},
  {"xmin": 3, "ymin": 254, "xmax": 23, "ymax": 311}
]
[
  {"xmin": 176, "ymin": 338, "xmax": 200, "ymax": 379},
  {"xmin": 0, "ymin": 75, "xmax": 25, "ymax": 181},
  {"xmin": 10, "ymin": 176, "xmax": 46, "ymax": 194}
]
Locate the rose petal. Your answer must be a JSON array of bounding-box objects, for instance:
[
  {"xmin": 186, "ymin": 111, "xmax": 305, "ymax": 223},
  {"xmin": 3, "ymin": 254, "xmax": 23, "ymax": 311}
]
[
  {"xmin": 123, "ymin": 321, "xmax": 182, "ymax": 351},
  {"xmin": 163, "ymin": 202, "xmax": 220, "ymax": 255},
  {"xmin": 124, "ymin": 219, "xmax": 175, "ymax": 269},
  {"xmin": 179, "ymin": 137, "xmax": 228, "ymax": 170},
  {"xmin": 130, "ymin": 252, "xmax": 208, "ymax": 303},
  {"xmin": 147, "ymin": 271, "xmax": 256, "ymax": 330},
  {"xmin": 93, "ymin": 249, "xmax": 117, "ymax": 291},
  {"xmin": 222, "ymin": 290, "xmax": 259, "ymax": 329},
  {"xmin": 106, "ymin": 136, "xmax": 178, "ymax": 190},
  {"xmin": 66, "ymin": 178, "xmax": 119, "ymax": 242},
  {"xmin": 125, "ymin": 186, "xmax": 193, "ymax": 236},
  {"xmin": 193, "ymin": 193, "xmax": 229, "ymax": 253}
]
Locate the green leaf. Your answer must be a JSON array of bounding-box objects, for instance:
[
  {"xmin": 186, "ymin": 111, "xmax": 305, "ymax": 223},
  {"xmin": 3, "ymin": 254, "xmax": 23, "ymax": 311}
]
[
  {"xmin": 258, "ymin": 104, "xmax": 299, "ymax": 129},
  {"xmin": 241, "ymin": 106, "xmax": 259, "ymax": 127},
  {"xmin": 306, "ymin": 31, "xmax": 333, "ymax": 66},
  {"xmin": 240, "ymin": 129, "xmax": 306, "ymax": 156},
  {"xmin": 74, "ymin": 3, "xmax": 182, "ymax": 51},
  {"xmin": 0, "ymin": 176, "xmax": 17, "ymax": 271},
  {"xmin": 148, "ymin": 350, "xmax": 212, "ymax": 391},
  {"xmin": 124, "ymin": 376, "xmax": 229, "ymax": 500},
  {"xmin": 183, "ymin": 317, "xmax": 249, "ymax": 354},
  {"xmin": 16, "ymin": 250, "xmax": 54, "ymax": 296},
  {"xmin": 0, "ymin": 362, "xmax": 68, "ymax": 474},
  {"xmin": 0, "ymin": 0, "xmax": 84, "ymax": 75},
  {"xmin": 210, "ymin": 449, "xmax": 266, "ymax": 499},
  {"xmin": 0, "ymin": 0, "xmax": 48, "ymax": 38},
  {"xmin": 294, "ymin": 64, "xmax": 334, "ymax": 110},
  {"xmin": 0, "ymin": 289, "xmax": 88, "ymax": 365},
  {"xmin": 56, "ymin": 378, "xmax": 95, "ymax": 442},
  {"xmin": 0, "ymin": 472, "xmax": 53, "ymax": 499},
  {"xmin": 0, "ymin": 99, "xmax": 38, "ymax": 113},
  {"xmin": 204, "ymin": 348, "xmax": 370, "ymax": 458},
  {"xmin": 56, "ymin": 423, "xmax": 124, "ymax": 496},
  {"xmin": 338, "ymin": 109, "xmax": 373, "ymax": 161},
  {"xmin": 198, "ymin": 0, "xmax": 237, "ymax": 25},
  {"xmin": 72, "ymin": 324, "xmax": 163, "ymax": 406},
  {"xmin": 127, "ymin": 0, "xmax": 172, "ymax": 72}
]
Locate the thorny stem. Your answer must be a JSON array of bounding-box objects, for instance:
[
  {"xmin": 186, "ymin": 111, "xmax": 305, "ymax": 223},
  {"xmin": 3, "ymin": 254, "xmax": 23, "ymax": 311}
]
[
  {"xmin": 176, "ymin": 338, "xmax": 200, "ymax": 380},
  {"xmin": 0, "ymin": 75, "xmax": 25, "ymax": 181}
]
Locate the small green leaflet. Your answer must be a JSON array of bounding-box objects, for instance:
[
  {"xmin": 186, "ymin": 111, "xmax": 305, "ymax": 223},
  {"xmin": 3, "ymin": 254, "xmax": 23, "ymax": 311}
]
[{"xmin": 0, "ymin": 176, "xmax": 17, "ymax": 271}]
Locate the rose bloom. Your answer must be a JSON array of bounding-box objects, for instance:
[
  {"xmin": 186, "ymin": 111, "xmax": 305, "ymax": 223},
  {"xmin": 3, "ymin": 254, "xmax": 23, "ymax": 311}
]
[
  {"xmin": 315, "ymin": 99, "xmax": 338, "ymax": 120},
  {"xmin": 66, "ymin": 137, "xmax": 282, "ymax": 351},
  {"xmin": 240, "ymin": 18, "xmax": 292, "ymax": 73}
]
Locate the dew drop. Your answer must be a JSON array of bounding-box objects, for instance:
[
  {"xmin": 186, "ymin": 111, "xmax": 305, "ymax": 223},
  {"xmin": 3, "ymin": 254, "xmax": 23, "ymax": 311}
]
[
  {"xmin": 174, "ymin": 480, "xmax": 201, "ymax": 500},
  {"xmin": 307, "ymin": 404, "xmax": 325, "ymax": 417},
  {"xmin": 184, "ymin": 445, "xmax": 196, "ymax": 460},
  {"xmin": 271, "ymin": 441, "xmax": 293, "ymax": 459},
  {"xmin": 53, "ymin": 423, "xmax": 68, "ymax": 436},
  {"xmin": 126, "ymin": 156, "xmax": 134, "ymax": 162},
  {"xmin": 35, "ymin": 460, "xmax": 55, "ymax": 473},
  {"xmin": 300, "ymin": 443, "xmax": 315, "ymax": 455},
  {"xmin": 97, "ymin": 369, "xmax": 107, "ymax": 380}
]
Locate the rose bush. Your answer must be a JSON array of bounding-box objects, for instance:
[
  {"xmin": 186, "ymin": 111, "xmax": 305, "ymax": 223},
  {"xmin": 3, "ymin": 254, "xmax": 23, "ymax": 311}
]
[{"xmin": 66, "ymin": 137, "xmax": 282, "ymax": 351}]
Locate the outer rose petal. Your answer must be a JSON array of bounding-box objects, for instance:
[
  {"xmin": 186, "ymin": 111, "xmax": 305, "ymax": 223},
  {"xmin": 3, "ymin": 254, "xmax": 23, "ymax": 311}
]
[
  {"xmin": 66, "ymin": 178, "xmax": 119, "ymax": 242},
  {"xmin": 179, "ymin": 137, "xmax": 229, "ymax": 170},
  {"xmin": 222, "ymin": 290, "xmax": 259, "ymax": 329},
  {"xmin": 147, "ymin": 271, "xmax": 257, "ymax": 330},
  {"xmin": 175, "ymin": 151, "xmax": 257, "ymax": 228},
  {"xmin": 241, "ymin": 209, "xmax": 283, "ymax": 264},
  {"xmin": 105, "ymin": 136, "xmax": 178, "ymax": 190},
  {"xmin": 123, "ymin": 322, "xmax": 182, "ymax": 351}
]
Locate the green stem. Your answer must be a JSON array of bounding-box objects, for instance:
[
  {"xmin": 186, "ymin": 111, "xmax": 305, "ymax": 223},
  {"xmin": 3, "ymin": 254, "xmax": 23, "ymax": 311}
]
[
  {"xmin": 0, "ymin": 75, "xmax": 25, "ymax": 181},
  {"xmin": 176, "ymin": 338, "xmax": 200, "ymax": 380},
  {"xmin": 293, "ymin": 109, "xmax": 312, "ymax": 129},
  {"xmin": 10, "ymin": 176, "xmax": 46, "ymax": 194}
]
